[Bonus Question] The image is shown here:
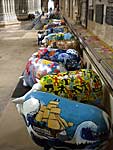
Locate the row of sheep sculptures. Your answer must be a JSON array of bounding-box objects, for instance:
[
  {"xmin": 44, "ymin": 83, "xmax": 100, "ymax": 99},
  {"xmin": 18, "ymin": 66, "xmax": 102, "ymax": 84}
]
[{"xmin": 13, "ymin": 13, "xmax": 112, "ymax": 150}]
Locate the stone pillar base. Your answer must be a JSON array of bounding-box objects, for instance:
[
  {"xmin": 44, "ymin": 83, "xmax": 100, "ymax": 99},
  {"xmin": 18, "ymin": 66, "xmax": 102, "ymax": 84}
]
[
  {"xmin": 0, "ymin": 13, "xmax": 20, "ymax": 27},
  {"xmin": 0, "ymin": 0, "xmax": 21, "ymax": 27},
  {"xmin": 0, "ymin": 20, "xmax": 20, "ymax": 27},
  {"xmin": 17, "ymin": 14, "xmax": 28, "ymax": 21}
]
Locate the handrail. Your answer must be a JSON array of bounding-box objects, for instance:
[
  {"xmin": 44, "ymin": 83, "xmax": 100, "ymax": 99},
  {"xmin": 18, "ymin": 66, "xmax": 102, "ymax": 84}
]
[{"xmin": 32, "ymin": 13, "xmax": 43, "ymax": 29}]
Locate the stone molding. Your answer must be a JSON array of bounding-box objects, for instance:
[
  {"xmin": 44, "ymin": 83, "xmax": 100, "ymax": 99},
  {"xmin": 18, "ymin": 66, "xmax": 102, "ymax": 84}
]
[{"xmin": 0, "ymin": 0, "xmax": 42, "ymax": 25}]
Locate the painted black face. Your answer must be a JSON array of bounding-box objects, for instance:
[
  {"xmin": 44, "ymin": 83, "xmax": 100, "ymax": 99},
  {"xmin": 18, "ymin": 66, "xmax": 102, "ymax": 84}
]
[
  {"xmin": 81, "ymin": 127, "xmax": 98, "ymax": 141},
  {"xmin": 66, "ymin": 59, "xmax": 80, "ymax": 70}
]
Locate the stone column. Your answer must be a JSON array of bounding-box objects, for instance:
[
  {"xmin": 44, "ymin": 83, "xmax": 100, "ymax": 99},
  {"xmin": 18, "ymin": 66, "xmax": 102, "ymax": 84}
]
[
  {"xmin": 70, "ymin": 0, "xmax": 73, "ymax": 19},
  {"xmin": 80, "ymin": 0, "xmax": 87, "ymax": 27},
  {"xmin": 62, "ymin": 0, "xmax": 65, "ymax": 16},
  {"xmin": 0, "ymin": 0, "xmax": 18, "ymax": 26},
  {"xmin": 73, "ymin": 0, "xmax": 79, "ymax": 22},
  {"xmin": 41, "ymin": 0, "xmax": 48, "ymax": 13},
  {"xmin": 0, "ymin": 0, "xmax": 4, "ymax": 23},
  {"xmin": 28, "ymin": 0, "xmax": 42, "ymax": 14},
  {"xmin": 65, "ymin": 0, "xmax": 69, "ymax": 17},
  {"xmin": 36, "ymin": 0, "xmax": 42, "ymax": 13},
  {"xmin": 34, "ymin": 0, "xmax": 42, "ymax": 13},
  {"xmin": 28, "ymin": 0, "xmax": 34, "ymax": 13},
  {"xmin": 15, "ymin": 0, "xmax": 28, "ymax": 20},
  {"xmin": 59, "ymin": 0, "xmax": 65, "ymax": 15}
]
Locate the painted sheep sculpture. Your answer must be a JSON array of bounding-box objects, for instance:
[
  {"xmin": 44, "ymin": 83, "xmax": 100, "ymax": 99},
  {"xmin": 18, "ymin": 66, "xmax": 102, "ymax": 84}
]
[
  {"xmin": 23, "ymin": 58, "xmax": 66, "ymax": 87},
  {"xmin": 23, "ymin": 69, "xmax": 103, "ymax": 106},
  {"xmin": 13, "ymin": 91, "xmax": 112, "ymax": 150},
  {"xmin": 23, "ymin": 48, "xmax": 82, "ymax": 87},
  {"xmin": 42, "ymin": 32, "xmax": 74, "ymax": 44},
  {"xmin": 33, "ymin": 48, "xmax": 81, "ymax": 70}
]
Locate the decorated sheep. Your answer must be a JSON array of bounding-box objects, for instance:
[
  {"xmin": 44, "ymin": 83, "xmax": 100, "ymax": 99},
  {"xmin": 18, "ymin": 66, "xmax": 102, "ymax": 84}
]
[
  {"xmin": 23, "ymin": 69, "xmax": 103, "ymax": 105},
  {"xmin": 23, "ymin": 58, "xmax": 66, "ymax": 87},
  {"xmin": 22, "ymin": 48, "xmax": 82, "ymax": 87},
  {"xmin": 47, "ymin": 26, "xmax": 68, "ymax": 34},
  {"xmin": 33, "ymin": 48, "xmax": 81, "ymax": 70},
  {"xmin": 50, "ymin": 48, "xmax": 81, "ymax": 70},
  {"xmin": 13, "ymin": 91, "xmax": 112, "ymax": 150},
  {"xmin": 38, "ymin": 26, "xmax": 68, "ymax": 46},
  {"xmin": 42, "ymin": 32, "xmax": 74, "ymax": 44},
  {"xmin": 43, "ymin": 19, "xmax": 65, "ymax": 30}
]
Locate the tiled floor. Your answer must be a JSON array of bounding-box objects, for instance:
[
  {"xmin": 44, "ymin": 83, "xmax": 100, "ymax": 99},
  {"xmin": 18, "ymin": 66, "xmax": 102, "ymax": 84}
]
[{"xmin": 0, "ymin": 21, "xmax": 43, "ymax": 150}]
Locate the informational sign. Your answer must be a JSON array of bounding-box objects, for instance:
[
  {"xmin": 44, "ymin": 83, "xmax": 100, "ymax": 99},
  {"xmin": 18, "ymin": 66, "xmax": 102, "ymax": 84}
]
[
  {"xmin": 95, "ymin": 5, "xmax": 104, "ymax": 24},
  {"xmin": 105, "ymin": 6, "xmax": 113, "ymax": 25}
]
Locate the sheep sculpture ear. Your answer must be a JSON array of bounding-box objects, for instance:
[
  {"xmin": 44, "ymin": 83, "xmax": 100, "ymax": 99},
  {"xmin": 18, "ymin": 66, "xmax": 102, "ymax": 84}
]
[
  {"xmin": 12, "ymin": 83, "xmax": 42, "ymax": 104},
  {"xmin": 12, "ymin": 97, "xmax": 25, "ymax": 104}
]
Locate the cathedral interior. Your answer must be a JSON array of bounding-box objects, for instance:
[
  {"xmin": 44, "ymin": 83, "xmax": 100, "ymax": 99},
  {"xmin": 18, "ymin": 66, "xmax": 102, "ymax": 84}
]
[{"xmin": 0, "ymin": 0, "xmax": 113, "ymax": 150}]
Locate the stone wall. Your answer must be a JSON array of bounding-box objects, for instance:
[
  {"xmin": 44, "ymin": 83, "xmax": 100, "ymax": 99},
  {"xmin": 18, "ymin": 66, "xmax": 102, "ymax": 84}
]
[
  {"xmin": 88, "ymin": 0, "xmax": 113, "ymax": 47},
  {"xmin": 0, "ymin": 0, "xmax": 18, "ymax": 26},
  {"xmin": 28, "ymin": 0, "xmax": 42, "ymax": 14},
  {"xmin": 60, "ymin": 0, "xmax": 113, "ymax": 47},
  {"xmin": 15, "ymin": 0, "xmax": 28, "ymax": 20},
  {"xmin": 59, "ymin": 0, "xmax": 79, "ymax": 23},
  {"xmin": 0, "ymin": 0, "xmax": 42, "ymax": 25},
  {"xmin": 88, "ymin": 21, "xmax": 113, "ymax": 47}
]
